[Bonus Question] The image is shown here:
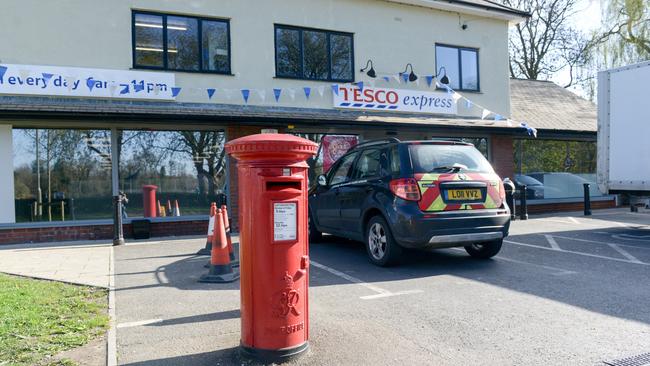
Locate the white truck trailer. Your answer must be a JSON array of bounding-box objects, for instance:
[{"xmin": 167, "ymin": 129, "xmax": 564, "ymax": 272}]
[{"xmin": 597, "ymin": 61, "xmax": 650, "ymax": 210}]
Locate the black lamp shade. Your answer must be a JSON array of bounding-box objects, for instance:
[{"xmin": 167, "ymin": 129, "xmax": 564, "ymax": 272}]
[
  {"xmin": 440, "ymin": 75, "xmax": 450, "ymax": 85},
  {"xmin": 409, "ymin": 71, "xmax": 418, "ymax": 82},
  {"xmin": 367, "ymin": 68, "xmax": 377, "ymax": 78}
]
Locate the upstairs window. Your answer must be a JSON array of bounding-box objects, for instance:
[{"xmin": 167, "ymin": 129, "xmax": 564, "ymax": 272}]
[
  {"xmin": 275, "ymin": 25, "xmax": 354, "ymax": 82},
  {"xmin": 435, "ymin": 44, "xmax": 479, "ymax": 92},
  {"xmin": 132, "ymin": 11, "xmax": 231, "ymax": 74}
]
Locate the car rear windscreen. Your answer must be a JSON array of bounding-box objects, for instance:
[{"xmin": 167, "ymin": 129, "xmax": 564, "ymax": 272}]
[{"xmin": 409, "ymin": 144, "xmax": 495, "ymax": 174}]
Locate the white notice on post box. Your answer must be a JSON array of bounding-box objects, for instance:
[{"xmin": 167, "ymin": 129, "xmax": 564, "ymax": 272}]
[{"xmin": 273, "ymin": 202, "xmax": 297, "ymax": 241}]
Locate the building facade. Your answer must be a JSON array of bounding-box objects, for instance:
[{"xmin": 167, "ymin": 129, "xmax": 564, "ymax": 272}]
[{"xmin": 0, "ymin": 0, "xmax": 607, "ymax": 243}]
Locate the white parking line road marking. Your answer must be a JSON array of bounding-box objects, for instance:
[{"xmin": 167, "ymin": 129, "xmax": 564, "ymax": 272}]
[
  {"xmin": 544, "ymin": 235, "xmax": 561, "ymax": 250},
  {"xmin": 360, "ymin": 290, "xmax": 425, "ymax": 300},
  {"xmin": 608, "ymin": 244, "xmax": 643, "ymax": 264},
  {"xmin": 505, "ymin": 240, "xmax": 649, "ymax": 266},
  {"xmin": 310, "ymin": 260, "xmax": 422, "ymax": 300},
  {"xmin": 540, "ymin": 234, "xmax": 650, "ymax": 251},
  {"xmin": 117, "ymin": 318, "xmax": 163, "ymax": 329}
]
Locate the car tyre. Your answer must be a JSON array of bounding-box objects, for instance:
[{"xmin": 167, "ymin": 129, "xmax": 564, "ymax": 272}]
[
  {"xmin": 308, "ymin": 213, "xmax": 322, "ymax": 243},
  {"xmin": 365, "ymin": 216, "xmax": 402, "ymax": 266},
  {"xmin": 464, "ymin": 239, "xmax": 503, "ymax": 259}
]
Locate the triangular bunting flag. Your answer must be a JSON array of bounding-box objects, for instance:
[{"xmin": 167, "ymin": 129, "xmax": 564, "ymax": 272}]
[
  {"xmin": 171, "ymin": 87, "xmax": 182, "ymax": 97},
  {"xmin": 241, "ymin": 89, "xmax": 250, "ymax": 103},
  {"xmin": 401, "ymin": 73, "xmax": 409, "ymax": 83},
  {"xmin": 303, "ymin": 87, "xmax": 311, "ymax": 99},
  {"xmin": 86, "ymin": 78, "xmax": 95, "ymax": 92},
  {"xmin": 317, "ymin": 86, "xmax": 325, "ymax": 97},
  {"xmin": 288, "ymin": 88, "xmax": 296, "ymax": 101},
  {"xmin": 506, "ymin": 119, "xmax": 513, "ymax": 127},
  {"xmin": 452, "ymin": 92, "xmax": 462, "ymax": 102},
  {"xmin": 207, "ymin": 88, "xmax": 216, "ymax": 99},
  {"xmin": 0, "ymin": 66, "xmax": 7, "ymax": 82},
  {"xmin": 64, "ymin": 76, "xmax": 75, "ymax": 92},
  {"xmin": 273, "ymin": 88, "xmax": 282, "ymax": 102},
  {"xmin": 392, "ymin": 75, "xmax": 401, "ymax": 83},
  {"xmin": 257, "ymin": 89, "xmax": 266, "ymax": 101},
  {"xmin": 331, "ymin": 84, "xmax": 339, "ymax": 96},
  {"xmin": 494, "ymin": 114, "xmax": 503, "ymax": 121},
  {"xmin": 19, "ymin": 70, "xmax": 30, "ymax": 80},
  {"xmin": 481, "ymin": 109, "xmax": 490, "ymax": 119},
  {"xmin": 465, "ymin": 99, "xmax": 472, "ymax": 109},
  {"xmin": 382, "ymin": 76, "xmax": 390, "ymax": 83},
  {"xmin": 425, "ymin": 75, "xmax": 434, "ymax": 87},
  {"xmin": 355, "ymin": 81, "xmax": 364, "ymax": 91},
  {"xmin": 41, "ymin": 73, "xmax": 53, "ymax": 86}
]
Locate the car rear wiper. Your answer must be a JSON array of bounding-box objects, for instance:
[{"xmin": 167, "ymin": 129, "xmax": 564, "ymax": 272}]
[{"xmin": 430, "ymin": 163, "xmax": 468, "ymax": 173}]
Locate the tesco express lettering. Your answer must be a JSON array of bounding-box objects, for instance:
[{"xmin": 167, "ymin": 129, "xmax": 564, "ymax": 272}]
[{"xmin": 333, "ymin": 85, "xmax": 457, "ymax": 115}]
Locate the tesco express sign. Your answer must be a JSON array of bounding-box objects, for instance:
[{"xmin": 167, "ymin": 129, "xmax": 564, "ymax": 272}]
[{"xmin": 333, "ymin": 85, "xmax": 457, "ymax": 115}]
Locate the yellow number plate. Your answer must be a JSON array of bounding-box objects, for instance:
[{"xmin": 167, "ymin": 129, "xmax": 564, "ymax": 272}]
[{"xmin": 447, "ymin": 189, "xmax": 483, "ymax": 201}]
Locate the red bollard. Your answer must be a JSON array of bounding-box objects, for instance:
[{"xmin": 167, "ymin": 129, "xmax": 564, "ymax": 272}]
[
  {"xmin": 198, "ymin": 209, "xmax": 239, "ymax": 283},
  {"xmin": 226, "ymin": 134, "xmax": 317, "ymax": 363},
  {"xmin": 197, "ymin": 203, "xmax": 217, "ymax": 256},
  {"xmin": 142, "ymin": 185, "xmax": 158, "ymax": 218}
]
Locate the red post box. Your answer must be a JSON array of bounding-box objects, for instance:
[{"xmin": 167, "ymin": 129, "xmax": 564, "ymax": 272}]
[
  {"xmin": 226, "ymin": 133, "xmax": 317, "ymax": 362},
  {"xmin": 142, "ymin": 185, "xmax": 158, "ymax": 218}
]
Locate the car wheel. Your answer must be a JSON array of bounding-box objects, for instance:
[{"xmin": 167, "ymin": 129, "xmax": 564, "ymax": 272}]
[
  {"xmin": 365, "ymin": 216, "xmax": 402, "ymax": 266},
  {"xmin": 308, "ymin": 213, "xmax": 322, "ymax": 242},
  {"xmin": 464, "ymin": 239, "xmax": 503, "ymax": 259}
]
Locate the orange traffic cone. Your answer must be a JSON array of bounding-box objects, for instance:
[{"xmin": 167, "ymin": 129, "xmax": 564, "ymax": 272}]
[
  {"xmin": 157, "ymin": 200, "xmax": 162, "ymax": 216},
  {"xmin": 197, "ymin": 203, "xmax": 216, "ymax": 256},
  {"xmin": 160, "ymin": 205, "xmax": 167, "ymax": 217},
  {"xmin": 199, "ymin": 209, "xmax": 239, "ymax": 283},
  {"xmin": 174, "ymin": 200, "xmax": 181, "ymax": 217},
  {"xmin": 221, "ymin": 205, "xmax": 239, "ymax": 267},
  {"xmin": 167, "ymin": 200, "xmax": 172, "ymax": 215}
]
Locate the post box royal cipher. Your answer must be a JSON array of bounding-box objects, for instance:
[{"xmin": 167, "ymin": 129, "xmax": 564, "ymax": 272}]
[{"xmin": 226, "ymin": 133, "xmax": 317, "ymax": 362}]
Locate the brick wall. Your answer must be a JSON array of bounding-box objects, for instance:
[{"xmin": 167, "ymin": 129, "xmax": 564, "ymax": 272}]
[
  {"xmin": 491, "ymin": 135, "xmax": 514, "ymax": 179},
  {"xmin": 0, "ymin": 219, "xmax": 208, "ymax": 245}
]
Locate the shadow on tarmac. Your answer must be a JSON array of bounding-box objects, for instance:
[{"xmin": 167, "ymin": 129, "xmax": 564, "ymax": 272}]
[{"xmin": 146, "ymin": 309, "xmax": 240, "ymax": 327}]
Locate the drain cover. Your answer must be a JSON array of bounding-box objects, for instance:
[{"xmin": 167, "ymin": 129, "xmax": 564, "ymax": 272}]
[{"xmin": 604, "ymin": 353, "xmax": 650, "ymax": 366}]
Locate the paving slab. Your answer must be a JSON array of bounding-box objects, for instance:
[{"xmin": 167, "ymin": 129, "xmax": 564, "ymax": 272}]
[{"xmin": 0, "ymin": 240, "xmax": 112, "ymax": 288}]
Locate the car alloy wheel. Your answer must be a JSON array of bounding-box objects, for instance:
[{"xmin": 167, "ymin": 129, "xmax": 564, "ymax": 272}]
[{"xmin": 368, "ymin": 222, "xmax": 387, "ymax": 260}]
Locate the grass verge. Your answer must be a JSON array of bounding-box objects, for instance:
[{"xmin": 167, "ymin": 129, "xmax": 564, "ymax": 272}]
[{"xmin": 0, "ymin": 273, "xmax": 108, "ymax": 366}]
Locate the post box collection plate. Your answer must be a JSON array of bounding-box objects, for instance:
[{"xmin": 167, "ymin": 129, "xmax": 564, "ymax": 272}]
[{"xmin": 273, "ymin": 202, "xmax": 297, "ymax": 241}]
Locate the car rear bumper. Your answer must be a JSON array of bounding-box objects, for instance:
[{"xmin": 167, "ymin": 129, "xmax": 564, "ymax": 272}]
[{"xmin": 388, "ymin": 205, "xmax": 511, "ymax": 249}]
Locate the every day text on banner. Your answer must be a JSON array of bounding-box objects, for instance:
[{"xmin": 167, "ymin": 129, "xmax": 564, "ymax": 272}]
[
  {"xmin": 0, "ymin": 64, "xmax": 176, "ymax": 100},
  {"xmin": 333, "ymin": 85, "xmax": 457, "ymax": 115}
]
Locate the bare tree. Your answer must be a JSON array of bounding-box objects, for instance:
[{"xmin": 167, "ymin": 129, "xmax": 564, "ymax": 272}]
[{"xmin": 503, "ymin": 0, "xmax": 592, "ymax": 87}]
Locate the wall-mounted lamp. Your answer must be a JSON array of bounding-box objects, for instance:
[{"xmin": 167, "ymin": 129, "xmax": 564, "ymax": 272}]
[
  {"xmin": 436, "ymin": 66, "xmax": 450, "ymax": 85},
  {"xmin": 401, "ymin": 63, "xmax": 418, "ymax": 82},
  {"xmin": 360, "ymin": 59, "xmax": 377, "ymax": 78}
]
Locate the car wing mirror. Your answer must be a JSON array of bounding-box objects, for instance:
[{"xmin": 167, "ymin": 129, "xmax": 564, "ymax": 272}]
[{"xmin": 317, "ymin": 174, "xmax": 327, "ymax": 187}]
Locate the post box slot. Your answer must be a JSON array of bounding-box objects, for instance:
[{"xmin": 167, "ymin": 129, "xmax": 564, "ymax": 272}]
[{"xmin": 266, "ymin": 181, "xmax": 301, "ymax": 191}]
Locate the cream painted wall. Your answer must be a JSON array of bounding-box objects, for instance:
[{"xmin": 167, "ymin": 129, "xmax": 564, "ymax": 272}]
[
  {"xmin": 0, "ymin": 0, "xmax": 511, "ymax": 116},
  {"xmin": 0, "ymin": 125, "xmax": 15, "ymax": 223}
]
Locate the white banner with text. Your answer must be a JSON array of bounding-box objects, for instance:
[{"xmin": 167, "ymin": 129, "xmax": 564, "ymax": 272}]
[{"xmin": 0, "ymin": 64, "xmax": 176, "ymax": 100}]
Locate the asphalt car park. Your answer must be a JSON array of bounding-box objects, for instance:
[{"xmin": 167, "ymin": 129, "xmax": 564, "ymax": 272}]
[{"xmin": 114, "ymin": 208, "xmax": 650, "ymax": 366}]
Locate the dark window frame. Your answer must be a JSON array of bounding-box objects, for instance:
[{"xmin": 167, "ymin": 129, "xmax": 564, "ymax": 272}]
[
  {"xmin": 274, "ymin": 24, "xmax": 355, "ymax": 83},
  {"xmin": 131, "ymin": 10, "xmax": 232, "ymax": 75},
  {"xmin": 435, "ymin": 43, "xmax": 480, "ymax": 92}
]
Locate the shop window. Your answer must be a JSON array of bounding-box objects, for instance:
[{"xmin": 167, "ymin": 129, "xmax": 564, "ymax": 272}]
[
  {"xmin": 12, "ymin": 129, "xmax": 228, "ymax": 223},
  {"xmin": 435, "ymin": 44, "xmax": 479, "ymax": 91},
  {"xmin": 275, "ymin": 25, "xmax": 354, "ymax": 82},
  {"xmin": 118, "ymin": 130, "xmax": 227, "ymax": 217},
  {"xmin": 513, "ymin": 139, "xmax": 601, "ymax": 200},
  {"xmin": 133, "ymin": 11, "xmax": 231, "ymax": 74},
  {"xmin": 12, "ymin": 129, "xmax": 113, "ymax": 222}
]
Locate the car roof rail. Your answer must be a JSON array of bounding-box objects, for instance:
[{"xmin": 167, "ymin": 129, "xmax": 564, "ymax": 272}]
[{"xmin": 347, "ymin": 138, "xmax": 401, "ymax": 152}]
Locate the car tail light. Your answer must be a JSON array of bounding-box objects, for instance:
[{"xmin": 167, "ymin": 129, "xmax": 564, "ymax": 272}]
[{"xmin": 390, "ymin": 178, "xmax": 421, "ymax": 201}]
